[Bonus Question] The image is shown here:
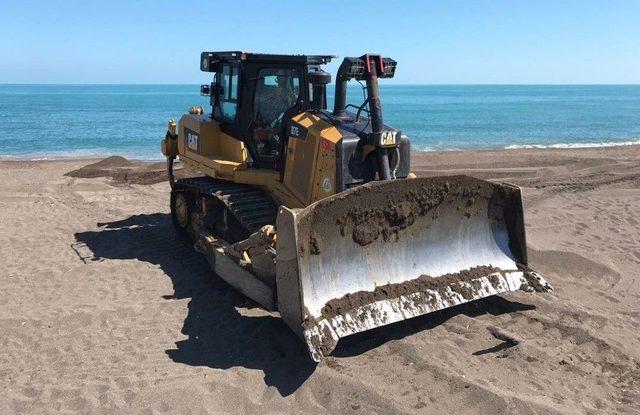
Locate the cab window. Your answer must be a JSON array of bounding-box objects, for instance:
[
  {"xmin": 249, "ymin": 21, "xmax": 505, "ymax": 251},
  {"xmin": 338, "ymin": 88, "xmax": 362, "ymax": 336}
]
[
  {"xmin": 251, "ymin": 68, "xmax": 300, "ymax": 159},
  {"xmin": 215, "ymin": 64, "xmax": 239, "ymax": 122}
]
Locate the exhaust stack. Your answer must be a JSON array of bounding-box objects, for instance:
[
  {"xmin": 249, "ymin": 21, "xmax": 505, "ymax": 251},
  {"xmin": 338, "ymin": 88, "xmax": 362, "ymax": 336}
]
[{"xmin": 332, "ymin": 55, "xmax": 399, "ymax": 180}]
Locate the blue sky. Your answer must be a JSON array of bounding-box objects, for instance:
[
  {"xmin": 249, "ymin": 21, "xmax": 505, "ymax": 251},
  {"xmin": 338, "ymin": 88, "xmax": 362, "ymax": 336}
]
[{"xmin": 1, "ymin": 0, "xmax": 639, "ymax": 84}]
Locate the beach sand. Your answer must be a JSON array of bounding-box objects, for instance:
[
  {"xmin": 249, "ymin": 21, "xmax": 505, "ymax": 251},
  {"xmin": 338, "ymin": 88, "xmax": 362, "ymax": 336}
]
[{"xmin": 1, "ymin": 146, "xmax": 639, "ymax": 414}]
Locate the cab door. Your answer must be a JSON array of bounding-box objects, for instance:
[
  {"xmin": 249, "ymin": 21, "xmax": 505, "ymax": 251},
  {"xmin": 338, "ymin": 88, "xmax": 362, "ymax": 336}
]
[{"xmin": 241, "ymin": 64, "xmax": 304, "ymax": 170}]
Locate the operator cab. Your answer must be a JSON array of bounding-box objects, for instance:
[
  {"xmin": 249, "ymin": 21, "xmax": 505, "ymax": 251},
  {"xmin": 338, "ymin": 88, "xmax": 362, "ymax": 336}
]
[{"xmin": 200, "ymin": 51, "xmax": 334, "ymax": 169}]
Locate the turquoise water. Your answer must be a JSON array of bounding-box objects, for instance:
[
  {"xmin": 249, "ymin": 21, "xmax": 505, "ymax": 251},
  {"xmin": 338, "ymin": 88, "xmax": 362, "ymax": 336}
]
[{"xmin": 1, "ymin": 84, "xmax": 639, "ymax": 159}]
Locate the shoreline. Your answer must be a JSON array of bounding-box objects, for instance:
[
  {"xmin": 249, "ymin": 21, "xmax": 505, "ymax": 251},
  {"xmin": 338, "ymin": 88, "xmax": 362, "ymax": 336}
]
[
  {"xmin": 2, "ymin": 142, "xmax": 639, "ymax": 163},
  {"xmin": 0, "ymin": 154, "xmax": 166, "ymax": 163}
]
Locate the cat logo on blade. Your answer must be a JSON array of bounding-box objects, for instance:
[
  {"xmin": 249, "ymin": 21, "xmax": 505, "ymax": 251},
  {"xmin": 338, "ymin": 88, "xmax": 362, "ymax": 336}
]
[
  {"xmin": 185, "ymin": 128, "xmax": 200, "ymax": 153},
  {"xmin": 380, "ymin": 131, "xmax": 398, "ymax": 147}
]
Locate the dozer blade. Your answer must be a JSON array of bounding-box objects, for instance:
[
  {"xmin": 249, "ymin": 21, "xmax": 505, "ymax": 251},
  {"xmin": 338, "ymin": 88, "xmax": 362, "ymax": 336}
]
[{"xmin": 275, "ymin": 176, "xmax": 552, "ymax": 362}]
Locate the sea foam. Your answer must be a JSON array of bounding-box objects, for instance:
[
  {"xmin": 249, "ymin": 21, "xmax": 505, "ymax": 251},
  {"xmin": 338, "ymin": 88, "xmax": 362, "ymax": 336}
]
[{"xmin": 504, "ymin": 140, "xmax": 640, "ymax": 150}]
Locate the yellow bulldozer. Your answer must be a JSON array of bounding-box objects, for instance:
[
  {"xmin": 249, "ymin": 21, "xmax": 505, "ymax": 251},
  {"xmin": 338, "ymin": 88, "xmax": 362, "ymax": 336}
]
[{"xmin": 161, "ymin": 51, "xmax": 551, "ymax": 361}]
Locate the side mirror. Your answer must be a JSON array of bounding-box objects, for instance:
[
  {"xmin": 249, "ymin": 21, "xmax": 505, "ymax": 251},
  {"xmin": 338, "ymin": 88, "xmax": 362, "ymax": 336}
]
[{"xmin": 200, "ymin": 84, "xmax": 211, "ymax": 96}]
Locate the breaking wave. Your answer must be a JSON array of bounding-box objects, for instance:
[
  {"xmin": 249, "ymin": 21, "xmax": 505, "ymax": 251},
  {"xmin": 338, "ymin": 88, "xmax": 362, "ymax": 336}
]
[{"xmin": 504, "ymin": 140, "xmax": 640, "ymax": 150}]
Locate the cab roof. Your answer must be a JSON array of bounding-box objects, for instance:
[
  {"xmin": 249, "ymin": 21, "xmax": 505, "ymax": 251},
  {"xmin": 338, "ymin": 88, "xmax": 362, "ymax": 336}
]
[{"xmin": 200, "ymin": 51, "xmax": 335, "ymax": 71}]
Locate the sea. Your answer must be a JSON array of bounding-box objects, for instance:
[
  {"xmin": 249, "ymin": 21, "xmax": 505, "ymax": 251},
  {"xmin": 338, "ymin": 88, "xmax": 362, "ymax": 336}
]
[{"xmin": 1, "ymin": 84, "xmax": 639, "ymax": 160}]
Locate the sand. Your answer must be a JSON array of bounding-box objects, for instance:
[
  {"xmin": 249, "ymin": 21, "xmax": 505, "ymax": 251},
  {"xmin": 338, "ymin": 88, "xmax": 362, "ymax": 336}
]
[{"xmin": 1, "ymin": 145, "xmax": 639, "ymax": 414}]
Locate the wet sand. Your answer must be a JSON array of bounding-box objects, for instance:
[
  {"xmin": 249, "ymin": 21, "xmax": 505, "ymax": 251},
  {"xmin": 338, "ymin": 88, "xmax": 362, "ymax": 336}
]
[{"xmin": 1, "ymin": 145, "xmax": 639, "ymax": 414}]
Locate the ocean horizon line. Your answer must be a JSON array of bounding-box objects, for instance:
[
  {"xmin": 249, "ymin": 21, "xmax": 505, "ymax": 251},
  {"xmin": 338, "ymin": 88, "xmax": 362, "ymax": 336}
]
[{"xmin": 2, "ymin": 83, "xmax": 640, "ymax": 87}]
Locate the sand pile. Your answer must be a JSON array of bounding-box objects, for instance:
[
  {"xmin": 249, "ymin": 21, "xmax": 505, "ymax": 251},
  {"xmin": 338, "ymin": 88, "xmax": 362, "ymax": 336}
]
[{"xmin": 65, "ymin": 156, "xmax": 173, "ymax": 185}]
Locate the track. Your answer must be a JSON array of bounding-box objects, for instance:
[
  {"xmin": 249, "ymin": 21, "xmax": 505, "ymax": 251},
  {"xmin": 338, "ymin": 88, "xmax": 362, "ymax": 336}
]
[{"xmin": 172, "ymin": 176, "xmax": 279, "ymax": 240}]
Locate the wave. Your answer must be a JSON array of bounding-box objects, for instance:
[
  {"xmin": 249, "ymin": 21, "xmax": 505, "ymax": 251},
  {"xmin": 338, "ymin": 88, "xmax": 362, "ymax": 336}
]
[
  {"xmin": 412, "ymin": 145, "xmax": 437, "ymax": 152},
  {"xmin": 504, "ymin": 140, "xmax": 640, "ymax": 150},
  {"xmin": 0, "ymin": 148, "xmax": 164, "ymax": 162},
  {"xmin": 3, "ymin": 139, "xmax": 639, "ymax": 161}
]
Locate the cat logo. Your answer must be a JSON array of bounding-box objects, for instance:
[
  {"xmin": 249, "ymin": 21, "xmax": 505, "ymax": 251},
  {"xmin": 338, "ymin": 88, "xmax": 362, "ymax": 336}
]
[
  {"xmin": 185, "ymin": 129, "xmax": 200, "ymax": 152},
  {"xmin": 380, "ymin": 131, "xmax": 398, "ymax": 147}
]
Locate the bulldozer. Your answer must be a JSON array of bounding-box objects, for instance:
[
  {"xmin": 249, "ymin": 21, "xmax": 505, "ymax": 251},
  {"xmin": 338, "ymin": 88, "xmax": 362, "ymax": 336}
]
[{"xmin": 161, "ymin": 51, "xmax": 552, "ymax": 361}]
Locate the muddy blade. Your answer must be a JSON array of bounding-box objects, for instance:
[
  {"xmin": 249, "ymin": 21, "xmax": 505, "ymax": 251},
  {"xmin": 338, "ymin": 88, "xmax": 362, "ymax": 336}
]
[
  {"xmin": 275, "ymin": 176, "xmax": 552, "ymax": 362},
  {"xmin": 302, "ymin": 269, "xmax": 550, "ymax": 361}
]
